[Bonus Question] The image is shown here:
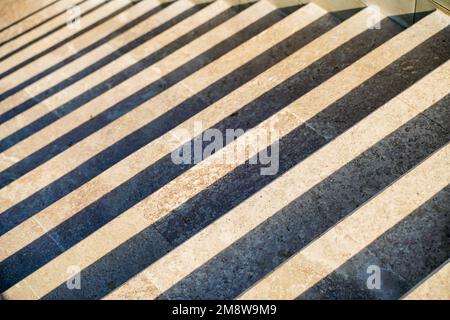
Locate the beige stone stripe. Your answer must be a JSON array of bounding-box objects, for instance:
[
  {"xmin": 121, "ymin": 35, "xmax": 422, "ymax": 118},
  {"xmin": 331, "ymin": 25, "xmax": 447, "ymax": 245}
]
[
  {"xmin": 3, "ymin": 12, "xmax": 447, "ymax": 300},
  {"xmin": 0, "ymin": 0, "xmax": 86, "ymax": 44},
  {"xmin": 0, "ymin": 0, "xmax": 283, "ymax": 203},
  {"xmin": 0, "ymin": 2, "xmax": 330, "ymax": 262},
  {"xmin": 0, "ymin": 0, "xmax": 129, "ymax": 76},
  {"xmin": 106, "ymin": 61, "xmax": 450, "ymax": 300},
  {"xmin": 403, "ymin": 261, "xmax": 450, "ymax": 300},
  {"xmin": 239, "ymin": 146, "xmax": 450, "ymax": 300},
  {"xmin": 0, "ymin": 0, "xmax": 223, "ymax": 139}
]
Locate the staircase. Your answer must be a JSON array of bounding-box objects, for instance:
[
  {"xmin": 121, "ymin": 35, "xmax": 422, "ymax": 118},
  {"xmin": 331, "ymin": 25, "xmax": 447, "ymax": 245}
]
[{"xmin": 0, "ymin": 0, "xmax": 448, "ymax": 300}]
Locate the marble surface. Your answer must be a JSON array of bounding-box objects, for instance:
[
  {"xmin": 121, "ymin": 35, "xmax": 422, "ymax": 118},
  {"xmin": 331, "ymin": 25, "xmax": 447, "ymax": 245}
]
[{"xmin": 0, "ymin": 1, "xmax": 448, "ymax": 300}]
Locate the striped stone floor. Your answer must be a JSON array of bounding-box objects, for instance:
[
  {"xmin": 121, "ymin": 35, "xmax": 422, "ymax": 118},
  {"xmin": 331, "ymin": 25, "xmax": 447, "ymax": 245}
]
[{"xmin": 0, "ymin": 0, "xmax": 449, "ymax": 300}]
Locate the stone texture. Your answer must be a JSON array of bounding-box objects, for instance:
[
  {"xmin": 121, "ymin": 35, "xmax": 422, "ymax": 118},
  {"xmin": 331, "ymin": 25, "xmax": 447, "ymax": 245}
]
[
  {"xmin": 0, "ymin": 0, "xmax": 86, "ymax": 49},
  {"xmin": 404, "ymin": 262, "xmax": 450, "ymax": 300},
  {"xmin": 0, "ymin": 0, "xmax": 190, "ymax": 126},
  {"xmin": 0, "ymin": 1, "xmax": 448, "ymax": 301},
  {"xmin": 0, "ymin": 0, "xmax": 164, "ymax": 117},
  {"xmin": 241, "ymin": 141, "xmax": 449, "ymax": 300},
  {"xmin": 0, "ymin": 0, "xmax": 116, "ymax": 76},
  {"xmin": 0, "ymin": 2, "xmax": 332, "ymax": 265},
  {"xmin": 0, "ymin": 0, "xmax": 291, "ymax": 221},
  {"xmin": 0, "ymin": 0, "xmax": 276, "ymax": 176}
]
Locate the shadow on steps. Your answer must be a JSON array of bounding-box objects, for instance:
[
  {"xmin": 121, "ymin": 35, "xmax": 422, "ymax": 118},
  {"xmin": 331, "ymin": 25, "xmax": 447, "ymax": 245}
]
[
  {"xmin": 0, "ymin": 3, "xmax": 199, "ymax": 128},
  {"xmin": 1, "ymin": 16, "xmax": 448, "ymax": 300},
  {"xmin": 0, "ymin": 0, "xmax": 123, "ymax": 72},
  {"xmin": 157, "ymin": 95, "xmax": 450, "ymax": 299},
  {"xmin": 298, "ymin": 185, "xmax": 450, "ymax": 300},
  {"xmin": 17, "ymin": 18, "xmax": 441, "ymax": 299},
  {"xmin": 0, "ymin": 0, "xmax": 167, "ymax": 103},
  {"xmin": 0, "ymin": 0, "xmax": 83, "ymax": 46}
]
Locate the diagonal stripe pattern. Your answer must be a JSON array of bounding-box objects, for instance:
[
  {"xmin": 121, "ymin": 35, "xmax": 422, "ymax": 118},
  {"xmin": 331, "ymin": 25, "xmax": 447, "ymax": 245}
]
[{"xmin": 0, "ymin": 0, "xmax": 448, "ymax": 300}]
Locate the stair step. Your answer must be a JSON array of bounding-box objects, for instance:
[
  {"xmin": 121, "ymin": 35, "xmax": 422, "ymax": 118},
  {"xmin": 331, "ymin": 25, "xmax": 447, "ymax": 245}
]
[
  {"xmin": 0, "ymin": 0, "xmax": 299, "ymax": 200},
  {"xmin": 404, "ymin": 261, "xmax": 450, "ymax": 300},
  {"xmin": 0, "ymin": 1, "xmax": 334, "ymax": 262},
  {"xmin": 107, "ymin": 60, "xmax": 450, "ymax": 301},
  {"xmin": 0, "ymin": 0, "xmax": 83, "ymax": 44},
  {"xmin": 0, "ymin": 0, "xmax": 240, "ymax": 166},
  {"xmin": 0, "ymin": 0, "xmax": 86, "ymax": 47},
  {"xmin": 0, "ymin": 1, "xmax": 236, "ymax": 142},
  {"xmin": 0, "ymin": 0, "xmax": 197, "ymax": 137},
  {"xmin": 0, "ymin": 0, "xmax": 133, "ymax": 77},
  {"xmin": 241, "ymin": 143, "xmax": 450, "ymax": 299},
  {"xmin": 0, "ymin": 0, "xmax": 448, "ymax": 300}
]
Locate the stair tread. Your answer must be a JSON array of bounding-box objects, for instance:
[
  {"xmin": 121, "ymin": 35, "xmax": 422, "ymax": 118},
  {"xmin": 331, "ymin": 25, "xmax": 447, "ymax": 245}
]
[
  {"xmin": 0, "ymin": 0, "xmax": 194, "ymax": 135},
  {"xmin": 0, "ymin": 0, "xmax": 84, "ymax": 44},
  {"xmin": 0, "ymin": 0, "xmax": 288, "ymax": 179},
  {"xmin": 0, "ymin": 0, "xmax": 448, "ymax": 300},
  {"xmin": 0, "ymin": 2, "xmax": 333, "ymax": 260},
  {"xmin": 404, "ymin": 261, "xmax": 450, "ymax": 300},
  {"xmin": 0, "ymin": 0, "xmax": 132, "ymax": 76}
]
